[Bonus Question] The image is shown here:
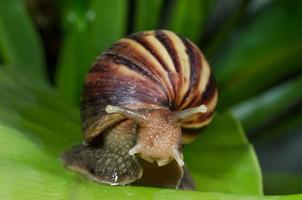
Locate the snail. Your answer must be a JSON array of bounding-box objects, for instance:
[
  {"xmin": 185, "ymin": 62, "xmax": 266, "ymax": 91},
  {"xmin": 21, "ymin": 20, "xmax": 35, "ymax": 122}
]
[{"xmin": 61, "ymin": 30, "xmax": 218, "ymax": 189}]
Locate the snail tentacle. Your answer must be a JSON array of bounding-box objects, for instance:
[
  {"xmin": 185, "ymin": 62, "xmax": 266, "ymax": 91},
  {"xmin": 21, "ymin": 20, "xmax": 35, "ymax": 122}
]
[
  {"xmin": 174, "ymin": 104, "xmax": 208, "ymax": 120},
  {"xmin": 172, "ymin": 148, "xmax": 184, "ymax": 167},
  {"xmin": 128, "ymin": 144, "xmax": 142, "ymax": 156},
  {"xmin": 105, "ymin": 105, "xmax": 147, "ymax": 123}
]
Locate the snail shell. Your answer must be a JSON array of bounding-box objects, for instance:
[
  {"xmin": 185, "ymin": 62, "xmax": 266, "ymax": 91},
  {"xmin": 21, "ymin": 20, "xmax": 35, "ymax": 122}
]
[{"xmin": 61, "ymin": 30, "xmax": 218, "ymax": 189}]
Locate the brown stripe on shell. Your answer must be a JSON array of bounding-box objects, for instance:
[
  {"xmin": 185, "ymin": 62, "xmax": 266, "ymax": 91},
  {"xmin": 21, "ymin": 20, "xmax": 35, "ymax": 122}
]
[
  {"xmin": 200, "ymin": 73, "xmax": 217, "ymax": 105},
  {"xmin": 82, "ymin": 84, "xmax": 168, "ymax": 117},
  {"xmin": 102, "ymin": 53, "xmax": 167, "ymax": 97},
  {"xmin": 178, "ymin": 37, "xmax": 202, "ymax": 110},
  {"xmin": 155, "ymin": 30, "xmax": 191, "ymax": 108},
  {"xmin": 188, "ymin": 72, "xmax": 217, "ymax": 108},
  {"xmin": 127, "ymin": 32, "xmax": 177, "ymax": 106},
  {"xmin": 102, "ymin": 53, "xmax": 169, "ymax": 100},
  {"xmin": 106, "ymin": 38, "xmax": 174, "ymax": 106},
  {"xmin": 82, "ymin": 61, "xmax": 168, "ymax": 107},
  {"xmin": 127, "ymin": 32, "xmax": 172, "ymax": 75},
  {"xmin": 181, "ymin": 110, "xmax": 215, "ymax": 129},
  {"xmin": 132, "ymin": 31, "xmax": 181, "ymax": 110},
  {"xmin": 155, "ymin": 30, "xmax": 181, "ymax": 73},
  {"xmin": 155, "ymin": 31, "xmax": 182, "ymax": 109}
]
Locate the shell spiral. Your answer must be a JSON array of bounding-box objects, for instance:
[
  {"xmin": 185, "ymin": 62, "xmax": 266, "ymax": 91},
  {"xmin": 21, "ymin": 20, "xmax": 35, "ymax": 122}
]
[{"xmin": 81, "ymin": 30, "xmax": 218, "ymax": 144}]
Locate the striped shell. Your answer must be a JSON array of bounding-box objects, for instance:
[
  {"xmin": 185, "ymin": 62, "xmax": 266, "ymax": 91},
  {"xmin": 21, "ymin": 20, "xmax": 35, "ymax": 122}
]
[{"xmin": 81, "ymin": 30, "xmax": 218, "ymax": 144}]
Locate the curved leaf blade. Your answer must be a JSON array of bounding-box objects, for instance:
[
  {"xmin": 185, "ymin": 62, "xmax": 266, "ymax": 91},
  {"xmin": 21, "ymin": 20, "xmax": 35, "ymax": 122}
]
[
  {"xmin": 232, "ymin": 75, "xmax": 302, "ymax": 132},
  {"xmin": 134, "ymin": 0, "xmax": 163, "ymax": 32},
  {"xmin": 56, "ymin": 0, "xmax": 127, "ymax": 105},
  {"xmin": 167, "ymin": 0, "xmax": 213, "ymax": 42},
  {"xmin": 215, "ymin": 0, "xmax": 302, "ymax": 108}
]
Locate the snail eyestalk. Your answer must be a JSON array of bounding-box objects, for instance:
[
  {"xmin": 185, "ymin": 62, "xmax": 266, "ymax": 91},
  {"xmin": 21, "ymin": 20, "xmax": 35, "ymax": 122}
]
[
  {"xmin": 174, "ymin": 104, "xmax": 208, "ymax": 120},
  {"xmin": 105, "ymin": 105, "xmax": 147, "ymax": 123}
]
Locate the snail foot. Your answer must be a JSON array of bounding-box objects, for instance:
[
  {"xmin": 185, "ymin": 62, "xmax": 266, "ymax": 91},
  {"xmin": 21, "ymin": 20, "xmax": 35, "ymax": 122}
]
[{"xmin": 61, "ymin": 144, "xmax": 143, "ymax": 185}]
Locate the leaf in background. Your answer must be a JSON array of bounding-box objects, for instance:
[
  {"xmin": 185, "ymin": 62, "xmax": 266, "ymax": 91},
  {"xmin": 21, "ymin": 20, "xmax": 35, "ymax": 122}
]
[
  {"xmin": 204, "ymin": 0, "xmax": 251, "ymax": 56},
  {"xmin": 255, "ymin": 117, "xmax": 302, "ymax": 171},
  {"xmin": 232, "ymin": 75, "xmax": 302, "ymax": 132},
  {"xmin": 55, "ymin": 0, "xmax": 91, "ymax": 104},
  {"xmin": 231, "ymin": 76, "xmax": 302, "ymax": 195},
  {"xmin": 134, "ymin": 0, "xmax": 163, "ymax": 32},
  {"xmin": 56, "ymin": 23, "xmax": 90, "ymax": 104},
  {"xmin": 168, "ymin": 0, "xmax": 213, "ymax": 42},
  {"xmin": 88, "ymin": 0, "xmax": 127, "ymax": 57},
  {"xmin": 264, "ymin": 173, "xmax": 302, "ymax": 195},
  {"xmin": 0, "ymin": 0, "xmax": 45, "ymax": 81},
  {"xmin": 56, "ymin": 0, "xmax": 127, "ymax": 105},
  {"xmin": 256, "ymin": 110, "xmax": 302, "ymax": 143},
  {"xmin": 214, "ymin": 0, "xmax": 302, "ymax": 109},
  {"xmin": 0, "ymin": 67, "xmax": 80, "ymax": 154},
  {"xmin": 254, "ymin": 127, "xmax": 302, "ymax": 195}
]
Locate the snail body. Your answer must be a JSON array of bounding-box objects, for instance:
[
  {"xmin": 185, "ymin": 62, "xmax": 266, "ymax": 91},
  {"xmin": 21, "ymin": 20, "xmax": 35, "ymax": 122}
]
[{"xmin": 61, "ymin": 30, "xmax": 218, "ymax": 189}]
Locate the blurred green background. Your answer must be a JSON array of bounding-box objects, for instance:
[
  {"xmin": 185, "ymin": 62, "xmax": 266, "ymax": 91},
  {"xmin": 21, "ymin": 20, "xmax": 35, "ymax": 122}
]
[{"xmin": 0, "ymin": 0, "xmax": 301, "ymax": 198}]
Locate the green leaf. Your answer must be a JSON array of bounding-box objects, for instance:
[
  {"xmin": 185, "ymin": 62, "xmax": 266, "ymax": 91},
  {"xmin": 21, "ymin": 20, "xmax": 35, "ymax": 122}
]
[
  {"xmin": 56, "ymin": 0, "xmax": 127, "ymax": 105},
  {"xmin": 134, "ymin": 0, "xmax": 163, "ymax": 32},
  {"xmin": 0, "ymin": 0, "xmax": 45, "ymax": 80},
  {"xmin": 0, "ymin": 121, "xmax": 299, "ymax": 199},
  {"xmin": 232, "ymin": 75, "xmax": 302, "ymax": 132},
  {"xmin": 185, "ymin": 113, "xmax": 262, "ymax": 194},
  {"xmin": 168, "ymin": 0, "xmax": 213, "ymax": 42},
  {"xmin": 0, "ymin": 68, "xmax": 80, "ymax": 154},
  {"xmin": 215, "ymin": 0, "xmax": 302, "ymax": 109}
]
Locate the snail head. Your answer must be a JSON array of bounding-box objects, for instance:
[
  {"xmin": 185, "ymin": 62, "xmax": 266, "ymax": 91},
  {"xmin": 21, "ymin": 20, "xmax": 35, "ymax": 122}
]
[{"xmin": 105, "ymin": 104, "xmax": 207, "ymax": 167}]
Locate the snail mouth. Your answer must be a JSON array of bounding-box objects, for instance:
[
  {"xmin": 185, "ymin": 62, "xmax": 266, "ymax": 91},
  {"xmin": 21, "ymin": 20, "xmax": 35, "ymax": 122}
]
[{"xmin": 128, "ymin": 145, "xmax": 184, "ymax": 167}]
